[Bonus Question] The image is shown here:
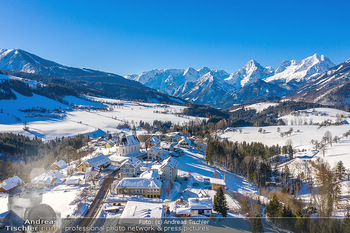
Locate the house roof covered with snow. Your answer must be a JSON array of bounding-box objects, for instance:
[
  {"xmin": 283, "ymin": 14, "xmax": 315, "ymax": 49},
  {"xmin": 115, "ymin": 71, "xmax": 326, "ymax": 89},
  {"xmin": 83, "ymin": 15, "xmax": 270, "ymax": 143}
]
[
  {"xmin": 120, "ymin": 135, "xmax": 139, "ymax": 146},
  {"xmin": 52, "ymin": 160, "xmax": 67, "ymax": 169},
  {"xmin": 116, "ymin": 178, "xmax": 162, "ymax": 189},
  {"xmin": 82, "ymin": 154, "xmax": 110, "ymax": 167},
  {"xmin": 149, "ymin": 145, "xmax": 162, "ymax": 153},
  {"xmin": 176, "ymin": 207, "xmax": 191, "ymax": 215},
  {"xmin": 66, "ymin": 178, "xmax": 80, "ymax": 185},
  {"xmin": 140, "ymin": 169, "xmax": 160, "ymax": 179},
  {"xmin": 178, "ymin": 137, "xmax": 191, "ymax": 145},
  {"xmin": 0, "ymin": 176, "xmax": 24, "ymax": 191},
  {"xmin": 147, "ymin": 136, "xmax": 161, "ymax": 144},
  {"xmin": 106, "ymin": 141, "xmax": 115, "ymax": 147},
  {"xmin": 32, "ymin": 171, "xmax": 64, "ymax": 185},
  {"xmin": 161, "ymin": 156, "xmax": 178, "ymax": 169},
  {"xmin": 160, "ymin": 142, "xmax": 173, "ymax": 149},
  {"xmin": 120, "ymin": 157, "xmax": 141, "ymax": 168},
  {"xmin": 188, "ymin": 198, "xmax": 213, "ymax": 210},
  {"xmin": 156, "ymin": 153, "xmax": 170, "ymax": 160},
  {"xmin": 120, "ymin": 201, "xmax": 164, "ymax": 218},
  {"xmin": 209, "ymin": 178, "xmax": 226, "ymax": 186},
  {"xmin": 166, "ymin": 132, "xmax": 182, "ymax": 137}
]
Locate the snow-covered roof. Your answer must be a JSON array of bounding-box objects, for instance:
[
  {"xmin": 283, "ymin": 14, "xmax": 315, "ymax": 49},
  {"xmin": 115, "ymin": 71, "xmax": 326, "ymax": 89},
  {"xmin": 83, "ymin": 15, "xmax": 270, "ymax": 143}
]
[
  {"xmin": 116, "ymin": 178, "xmax": 162, "ymax": 189},
  {"xmin": 66, "ymin": 178, "xmax": 80, "ymax": 185},
  {"xmin": 188, "ymin": 198, "xmax": 213, "ymax": 210},
  {"xmin": 120, "ymin": 135, "xmax": 139, "ymax": 146},
  {"xmin": 161, "ymin": 156, "xmax": 178, "ymax": 169},
  {"xmin": 120, "ymin": 201, "xmax": 164, "ymax": 218},
  {"xmin": 106, "ymin": 141, "xmax": 115, "ymax": 146},
  {"xmin": 111, "ymin": 138, "xmax": 119, "ymax": 143},
  {"xmin": 176, "ymin": 207, "xmax": 191, "ymax": 215},
  {"xmin": 178, "ymin": 137, "xmax": 191, "ymax": 145},
  {"xmin": 156, "ymin": 153, "xmax": 169, "ymax": 160},
  {"xmin": 82, "ymin": 154, "xmax": 110, "ymax": 167},
  {"xmin": 32, "ymin": 171, "xmax": 64, "ymax": 185},
  {"xmin": 160, "ymin": 142, "xmax": 173, "ymax": 149},
  {"xmin": 0, "ymin": 176, "xmax": 24, "ymax": 191},
  {"xmin": 53, "ymin": 178, "xmax": 64, "ymax": 185},
  {"xmin": 52, "ymin": 160, "xmax": 67, "ymax": 169},
  {"xmin": 149, "ymin": 145, "xmax": 162, "ymax": 153},
  {"xmin": 120, "ymin": 157, "xmax": 141, "ymax": 168},
  {"xmin": 209, "ymin": 178, "xmax": 226, "ymax": 186},
  {"xmin": 166, "ymin": 132, "xmax": 182, "ymax": 137},
  {"xmin": 140, "ymin": 169, "xmax": 160, "ymax": 179},
  {"xmin": 147, "ymin": 136, "xmax": 161, "ymax": 144}
]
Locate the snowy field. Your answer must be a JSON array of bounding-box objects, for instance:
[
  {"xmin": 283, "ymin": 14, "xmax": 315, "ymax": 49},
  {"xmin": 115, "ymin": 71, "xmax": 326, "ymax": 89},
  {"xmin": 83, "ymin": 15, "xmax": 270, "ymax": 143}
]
[
  {"xmin": 0, "ymin": 92, "xmax": 203, "ymax": 141},
  {"xmin": 230, "ymin": 102, "xmax": 279, "ymax": 113},
  {"xmin": 222, "ymin": 108, "xmax": 350, "ymax": 169},
  {"xmin": 178, "ymin": 149, "xmax": 258, "ymax": 195}
]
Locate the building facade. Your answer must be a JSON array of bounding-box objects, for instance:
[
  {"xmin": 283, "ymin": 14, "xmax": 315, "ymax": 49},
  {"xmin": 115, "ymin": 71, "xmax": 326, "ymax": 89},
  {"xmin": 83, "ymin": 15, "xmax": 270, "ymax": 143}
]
[
  {"xmin": 115, "ymin": 178, "xmax": 162, "ymax": 198},
  {"xmin": 160, "ymin": 157, "xmax": 178, "ymax": 181}
]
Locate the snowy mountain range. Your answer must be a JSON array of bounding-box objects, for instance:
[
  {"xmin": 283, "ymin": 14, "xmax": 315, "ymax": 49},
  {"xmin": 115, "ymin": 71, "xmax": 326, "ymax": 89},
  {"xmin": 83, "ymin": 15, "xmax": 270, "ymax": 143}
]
[
  {"xmin": 288, "ymin": 58, "xmax": 350, "ymax": 107},
  {"xmin": 127, "ymin": 54, "xmax": 336, "ymax": 108},
  {"xmin": 1, "ymin": 48, "xmax": 347, "ymax": 109}
]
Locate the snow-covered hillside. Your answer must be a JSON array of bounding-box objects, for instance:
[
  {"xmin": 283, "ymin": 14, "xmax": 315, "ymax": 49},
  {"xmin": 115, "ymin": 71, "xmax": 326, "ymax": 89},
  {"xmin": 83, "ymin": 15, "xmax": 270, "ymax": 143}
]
[{"xmin": 0, "ymin": 91, "xmax": 204, "ymax": 141}]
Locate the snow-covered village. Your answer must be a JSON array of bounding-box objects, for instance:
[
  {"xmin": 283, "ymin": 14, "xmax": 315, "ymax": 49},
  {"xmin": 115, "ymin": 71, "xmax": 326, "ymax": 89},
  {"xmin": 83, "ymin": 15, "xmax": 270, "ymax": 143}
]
[
  {"xmin": 1, "ymin": 83, "xmax": 350, "ymax": 232},
  {"xmin": 2, "ymin": 1, "xmax": 350, "ymax": 232}
]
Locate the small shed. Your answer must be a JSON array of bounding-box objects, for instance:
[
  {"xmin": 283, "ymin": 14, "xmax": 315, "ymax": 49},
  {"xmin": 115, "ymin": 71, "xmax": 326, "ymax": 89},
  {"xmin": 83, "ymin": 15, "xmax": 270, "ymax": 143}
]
[
  {"xmin": 209, "ymin": 178, "xmax": 226, "ymax": 191},
  {"xmin": 50, "ymin": 160, "xmax": 67, "ymax": 170}
]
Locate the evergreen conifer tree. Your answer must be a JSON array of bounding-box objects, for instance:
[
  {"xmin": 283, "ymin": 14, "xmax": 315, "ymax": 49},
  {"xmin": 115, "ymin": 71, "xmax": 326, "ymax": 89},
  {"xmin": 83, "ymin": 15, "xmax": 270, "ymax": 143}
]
[
  {"xmin": 264, "ymin": 194, "xmax": 282, "ymax": 218},
  {"xmin": 213, "ymin": 187, "xmax": 228, "ymax": 217}
]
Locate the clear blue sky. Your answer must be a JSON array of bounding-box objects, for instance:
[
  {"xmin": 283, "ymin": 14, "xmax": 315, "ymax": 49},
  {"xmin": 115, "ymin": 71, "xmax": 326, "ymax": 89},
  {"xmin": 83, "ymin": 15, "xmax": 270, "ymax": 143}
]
[{"xmin": 1, "ymin": 0, "xmax": 349, "ymax": 75}]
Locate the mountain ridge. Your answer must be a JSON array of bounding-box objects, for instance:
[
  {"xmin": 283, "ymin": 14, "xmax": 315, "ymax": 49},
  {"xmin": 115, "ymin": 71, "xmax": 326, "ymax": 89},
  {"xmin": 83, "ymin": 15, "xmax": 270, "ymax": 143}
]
[
  {"xmin": 0, "ymin": 48, "xmax": 186, "ymax": 104},
  {"xmin": 127, "ymin": 54, "xmax": 336, "ymax": 108}
]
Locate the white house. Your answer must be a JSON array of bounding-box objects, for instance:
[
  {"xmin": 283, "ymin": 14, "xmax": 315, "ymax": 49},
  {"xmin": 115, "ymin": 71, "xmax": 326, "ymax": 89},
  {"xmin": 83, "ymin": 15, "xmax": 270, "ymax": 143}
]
[
  {"xmin": 188, "ymin": 198, "xmax": 213, "ymax": 216},
  {"xmin": 147, "ymin": 145, "xmax": 164, "ymax": 160},
  {"xmin": 160, "ymin": 141, "xmax": 174, "ymax": 151},
  {"xmin": 177, "ymin": 137, "xmax": 191, "ymax": 149},
  {"xmin": 160, "ymin": 157, "xmax": 178, "ymax": 181},
  {"xmin": 119, "ymin": 157, "xmax": 142, "ymax": 178},
  {"xmin": 116, "ymin": 135, "xmax": 140, "ymax": 156}
]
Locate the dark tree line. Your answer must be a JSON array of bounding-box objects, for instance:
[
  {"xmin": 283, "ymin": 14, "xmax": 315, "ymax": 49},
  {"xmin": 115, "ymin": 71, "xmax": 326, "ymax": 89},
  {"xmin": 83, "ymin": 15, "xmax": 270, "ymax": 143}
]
[
  {"xmin": 205, "ymin": 139, "xmax": 278, "ymax": 187},
  {"xmin": 0, "ymin": 133, "xmax": 89, "ymax": 181}
]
